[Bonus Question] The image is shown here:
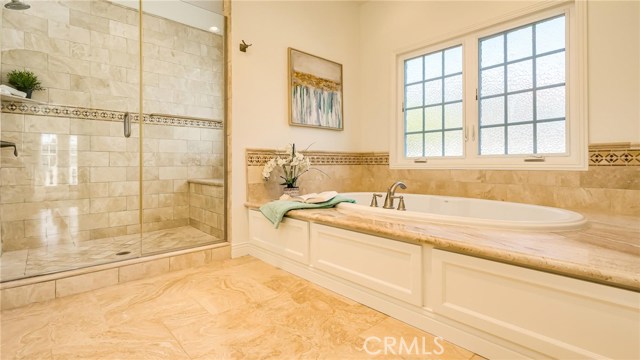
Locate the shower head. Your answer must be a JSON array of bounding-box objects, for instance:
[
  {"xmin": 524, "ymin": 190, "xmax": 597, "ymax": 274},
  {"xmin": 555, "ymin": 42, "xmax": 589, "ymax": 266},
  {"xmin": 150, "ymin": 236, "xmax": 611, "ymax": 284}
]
[{"xmin": 4, "ymin": 0, "xmax": 30, "ymax": 10}]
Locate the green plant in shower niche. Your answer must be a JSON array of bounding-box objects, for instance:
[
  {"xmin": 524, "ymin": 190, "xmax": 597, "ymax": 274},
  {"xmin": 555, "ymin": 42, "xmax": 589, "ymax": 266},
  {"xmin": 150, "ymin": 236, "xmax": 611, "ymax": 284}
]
[{"xmin": 6, "ymin": 70, "xmax": 44, "ymax": 99}]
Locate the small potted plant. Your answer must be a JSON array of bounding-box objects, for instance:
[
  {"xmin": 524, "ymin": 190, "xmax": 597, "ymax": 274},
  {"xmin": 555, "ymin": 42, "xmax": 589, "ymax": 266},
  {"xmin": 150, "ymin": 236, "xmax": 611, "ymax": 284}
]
[{"xmin": 6, "ymin": 70, "xmax": 44, "ymax": 99}]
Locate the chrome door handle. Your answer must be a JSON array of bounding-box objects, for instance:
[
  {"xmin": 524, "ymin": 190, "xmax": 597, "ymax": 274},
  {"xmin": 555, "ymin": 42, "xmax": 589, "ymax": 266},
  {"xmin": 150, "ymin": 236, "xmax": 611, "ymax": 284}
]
[{"xmin": 123, "ymin": 112, "xmax": 131, "ymax": 138}]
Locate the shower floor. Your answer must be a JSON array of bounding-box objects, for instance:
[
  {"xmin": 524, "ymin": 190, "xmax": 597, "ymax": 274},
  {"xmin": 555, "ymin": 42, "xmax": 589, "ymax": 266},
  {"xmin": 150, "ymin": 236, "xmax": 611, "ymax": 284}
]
[{"xmin": 0, "ymin": 226, "xmax": 223, "ymax": 282}]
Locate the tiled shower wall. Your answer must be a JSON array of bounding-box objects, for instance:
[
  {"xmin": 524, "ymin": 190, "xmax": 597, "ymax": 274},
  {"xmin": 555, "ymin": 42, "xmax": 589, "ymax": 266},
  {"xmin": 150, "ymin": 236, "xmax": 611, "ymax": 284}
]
[
  {"xmin": 246, "ymin": 146, "xmax": 640, "ymax": 217},
  {"xmin": 1, "ymin": 0, "xmax": 223, "ymax": 119},
  {"xmin": 0, "ymin": 108, "xmax": 223, "ymax": 251},
  {"xmin": 0, "ymin": 0, "xmax": 225, "ymax": 252}
]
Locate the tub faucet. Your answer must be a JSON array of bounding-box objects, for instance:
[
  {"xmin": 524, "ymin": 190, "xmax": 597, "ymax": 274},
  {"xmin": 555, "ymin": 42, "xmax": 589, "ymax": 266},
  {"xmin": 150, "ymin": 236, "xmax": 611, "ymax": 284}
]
[{"xmin": 383, "ymin": 181, "xmax": 407, "ymax": 209}]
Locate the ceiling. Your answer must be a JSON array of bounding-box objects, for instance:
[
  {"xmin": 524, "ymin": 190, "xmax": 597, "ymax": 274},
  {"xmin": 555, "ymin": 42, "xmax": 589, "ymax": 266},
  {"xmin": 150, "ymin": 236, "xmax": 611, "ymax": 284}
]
[{"xmin": 182, "ymin": 0, "xmax": 223, "ymax": 15}]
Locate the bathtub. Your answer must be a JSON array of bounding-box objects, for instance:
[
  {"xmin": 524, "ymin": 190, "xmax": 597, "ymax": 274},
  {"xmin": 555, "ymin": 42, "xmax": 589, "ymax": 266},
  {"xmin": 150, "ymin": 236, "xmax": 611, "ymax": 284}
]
[{"xmin": 336, "ymin": 192, "xmax": 587, "ymax": 231}]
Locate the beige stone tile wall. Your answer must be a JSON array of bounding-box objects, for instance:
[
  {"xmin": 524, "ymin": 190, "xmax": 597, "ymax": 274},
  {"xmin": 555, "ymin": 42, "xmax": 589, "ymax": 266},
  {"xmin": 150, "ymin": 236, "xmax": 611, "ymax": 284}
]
[
  {"xmin": 1, "ymin": 0, "xmax": 223, "ymax": 119},
  {"xmin": 189, "ymin": 183, "xmax": 224, "ymax": 238},
  {"xmin": 246, "ymin": 149, "xmax": 640, "ymax": 216},
  {"xmin": 0, "ymin": 112, "xmax": 224, "ymax": 251}
]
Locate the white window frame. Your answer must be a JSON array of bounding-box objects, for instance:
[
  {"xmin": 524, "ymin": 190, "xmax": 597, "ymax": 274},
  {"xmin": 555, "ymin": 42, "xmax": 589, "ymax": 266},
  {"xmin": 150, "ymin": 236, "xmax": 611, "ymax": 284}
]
[{"xmin": 391, "ymin": 1, "xmax": 588, "ymax": 170}]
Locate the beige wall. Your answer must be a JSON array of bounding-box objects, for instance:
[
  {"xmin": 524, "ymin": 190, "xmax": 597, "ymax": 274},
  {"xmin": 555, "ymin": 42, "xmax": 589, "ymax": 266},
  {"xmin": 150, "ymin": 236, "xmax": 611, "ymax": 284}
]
[
  {"xmin": 230, "ymin": 0, "xmax": 362, "ymax": 250},
  {"xmin": 357, "ymin": 0, "xmax": 640, "ymax": 150},
  {"xmin": 587, "ymin": 0, "xmax": 640, "ymax": 143}
]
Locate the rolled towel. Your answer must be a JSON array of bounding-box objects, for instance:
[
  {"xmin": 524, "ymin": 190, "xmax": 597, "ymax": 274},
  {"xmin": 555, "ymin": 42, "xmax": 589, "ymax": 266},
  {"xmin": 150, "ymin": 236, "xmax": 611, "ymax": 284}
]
[{"xmin": 0, "ymin": 84, "xmax": 26, "ymax": 98}]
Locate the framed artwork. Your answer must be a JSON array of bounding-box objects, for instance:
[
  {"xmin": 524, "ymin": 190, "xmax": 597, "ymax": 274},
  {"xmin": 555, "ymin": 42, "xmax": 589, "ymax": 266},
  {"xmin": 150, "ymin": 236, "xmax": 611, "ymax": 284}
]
[{"xmin": 288, "ymin": 48, "xmax": 343, "ymax": 130}]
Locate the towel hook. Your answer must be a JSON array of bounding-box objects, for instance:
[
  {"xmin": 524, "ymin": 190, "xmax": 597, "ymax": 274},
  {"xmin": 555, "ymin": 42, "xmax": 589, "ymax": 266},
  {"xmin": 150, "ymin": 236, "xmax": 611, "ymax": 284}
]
[{"xmin": 239, "ymin": 40, "xmax": 252, "ymax": 52}]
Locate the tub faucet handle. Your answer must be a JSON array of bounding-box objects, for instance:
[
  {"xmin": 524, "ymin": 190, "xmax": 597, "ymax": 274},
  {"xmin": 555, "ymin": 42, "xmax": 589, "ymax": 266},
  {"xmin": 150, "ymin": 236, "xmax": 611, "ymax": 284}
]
[
  {"xmin": 370, "ymin": 193, "xmax": 382, "ymax": 207},
  {"xmin": 397, "ymin": 196, "xmax": 406, "ymax": 211}
]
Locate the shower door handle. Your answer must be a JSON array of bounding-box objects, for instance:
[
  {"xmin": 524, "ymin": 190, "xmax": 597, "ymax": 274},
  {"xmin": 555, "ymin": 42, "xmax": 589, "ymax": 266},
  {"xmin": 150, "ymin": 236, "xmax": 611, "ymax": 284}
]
[{"xmin": 123, "ymin": 112, "xmax": 131, "ymax": 138}]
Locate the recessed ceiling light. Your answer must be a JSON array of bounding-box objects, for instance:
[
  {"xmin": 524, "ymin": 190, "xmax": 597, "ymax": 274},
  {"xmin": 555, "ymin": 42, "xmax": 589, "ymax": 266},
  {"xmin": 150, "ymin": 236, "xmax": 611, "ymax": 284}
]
[{"xmin": 209, "ymin": 26, "xmax": 219, "ymax": 33}]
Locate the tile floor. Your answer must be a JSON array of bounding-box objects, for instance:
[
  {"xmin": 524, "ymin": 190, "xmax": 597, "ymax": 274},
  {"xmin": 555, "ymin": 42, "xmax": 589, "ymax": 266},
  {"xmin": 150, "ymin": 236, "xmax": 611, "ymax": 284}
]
[
  {"xmin": 0, "ymin": 256, "xmax": 485, "ymax": 360},
  {"xmin": 0, "ymin": 226, "xmax": 223, "ymax": 282}
]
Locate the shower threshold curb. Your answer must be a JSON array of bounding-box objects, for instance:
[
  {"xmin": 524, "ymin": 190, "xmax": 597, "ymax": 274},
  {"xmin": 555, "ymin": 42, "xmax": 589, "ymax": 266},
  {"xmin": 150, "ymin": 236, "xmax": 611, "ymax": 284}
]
[{"xmin": 0, "ymin": 243, "xmax": 230, "ymax": 310}]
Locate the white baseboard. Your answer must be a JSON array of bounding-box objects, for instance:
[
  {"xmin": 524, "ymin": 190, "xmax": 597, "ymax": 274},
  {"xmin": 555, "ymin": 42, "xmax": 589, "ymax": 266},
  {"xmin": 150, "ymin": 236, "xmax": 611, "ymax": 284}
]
[
  {"xmin": 247, "ymin": 244, "xmax": 534, "ymax": 360},
  {"xmin": 231, "ymin": 242, "xmax": 250, "ymax": 258}
]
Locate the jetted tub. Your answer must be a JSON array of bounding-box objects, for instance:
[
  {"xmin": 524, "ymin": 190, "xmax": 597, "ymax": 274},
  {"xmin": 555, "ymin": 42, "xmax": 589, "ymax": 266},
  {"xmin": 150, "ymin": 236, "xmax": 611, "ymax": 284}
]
[{"xmin": 336, "ymin": 192, "xmax": 587, "ymax": 231}]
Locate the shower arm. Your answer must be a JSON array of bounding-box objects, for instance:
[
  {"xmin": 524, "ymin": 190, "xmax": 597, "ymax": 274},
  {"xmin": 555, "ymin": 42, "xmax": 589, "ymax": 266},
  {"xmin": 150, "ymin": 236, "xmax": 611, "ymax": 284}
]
[{"xmin": 1, "ymin": 140, "xmax": 18, "ymax": 157}]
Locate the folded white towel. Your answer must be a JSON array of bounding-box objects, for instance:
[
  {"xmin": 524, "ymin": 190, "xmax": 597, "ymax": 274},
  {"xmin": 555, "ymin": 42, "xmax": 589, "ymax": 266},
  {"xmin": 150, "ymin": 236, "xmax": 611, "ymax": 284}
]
[
  {"xmin": 279, "ymin": 190, "xmax": 338, "ymax": 204},
  {"xmin": 0, "ymin": 84, "xmax": 26, "ymax": 98}
]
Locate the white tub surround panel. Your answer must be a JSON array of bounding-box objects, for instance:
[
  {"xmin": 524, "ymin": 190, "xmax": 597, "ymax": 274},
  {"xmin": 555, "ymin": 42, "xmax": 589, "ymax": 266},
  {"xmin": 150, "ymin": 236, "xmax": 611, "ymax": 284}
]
[{"xmin": 246, "ymin": 208, "xmax": 640, "ymax": 359}]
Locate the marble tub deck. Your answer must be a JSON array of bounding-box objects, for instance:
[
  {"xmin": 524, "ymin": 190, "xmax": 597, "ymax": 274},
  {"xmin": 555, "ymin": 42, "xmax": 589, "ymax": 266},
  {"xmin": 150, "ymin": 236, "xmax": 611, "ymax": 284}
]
[
  {"xmin": 0, "ymin": 226, "xmax": 224, "ymax": 282},
  {"xmin": 247, "ymin": 203, "xmax": 640, "ymax": 291},
  {"xmin": 0, "ymin": 256, "xmax": 486, "ymax": 360}
]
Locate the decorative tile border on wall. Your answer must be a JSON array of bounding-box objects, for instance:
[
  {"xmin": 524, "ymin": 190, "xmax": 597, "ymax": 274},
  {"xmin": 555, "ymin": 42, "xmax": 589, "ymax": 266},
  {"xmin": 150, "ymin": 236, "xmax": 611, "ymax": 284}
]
[
  {"xmin": 248, "ymin": 143, "xmax": 639, "ymax": 167},
  {"xmin": 1, "ymin": 101, "xmax": 223, "ymax": 129},
  {"xmin": 588, "ymin": 143, "xmax": 640, "ymax": 166},
  {"xmin": 246, "ymin": 149, "xmax": 389, "ymax": 166}
]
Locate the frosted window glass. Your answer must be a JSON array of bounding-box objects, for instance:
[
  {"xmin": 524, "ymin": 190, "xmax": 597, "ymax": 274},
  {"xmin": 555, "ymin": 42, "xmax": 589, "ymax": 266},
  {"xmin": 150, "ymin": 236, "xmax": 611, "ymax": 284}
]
[
  {"xmin": 536, "ymin": 16, "xmax": 565, "ymax": 54},
  {"xmin": 537, "ymin": 86, "xmax": 565, "ymax": 120},
  {"xmin": 444, "ymin": 75, "xmax": 462, "ymax": 102},
  {"xmin": 405, "ymin": 57, "xmax": 423, "ymax": 84},
  {"xmin": 425, "ymin": 133, "xmax": 442, "ymax": 157},
  {"xmin": 537, "ymin": 120, "xmax": 566, "ymax": 153},
  {"xmin": 444, "ymin": 130, "xmax": 463, "ymax": 156},
  {"xmin": 507, "ymin": 124, "xmax": 533, "ymax": 154},
  {"xmin": 405, "ymin": 83, "xmax": 423, "ymax": 108},
  {"xmin": 536, "ymin": 52, "xmax": 565, "ymax": 87},
  {"xmin": 507, "ymin": 92, "xmax": 533, "ymax": 123},
  {"xmin": 480, "ymin": 66, "xmax": 504, "ymax": 97},
  {"xmin": 480, "ymin": 96, "xmax": 504, "ymax": 126},
  {"xmin": 405, "ymin": 108, "xmax": 422, "ymax": 132},
  {"xmin": 507, "ymin": 60, "xmax": 532, "ymax": 92},
  {"xmin": 507, "ymin": 27, "xmax": 532, "ymax": 61},
  {"xmin": 406, "ymin": 134, "xmax": 423, "ymax": 157},
  {"xmin": 444, "ymin": 46, "xmax": 462, "ymax": 75},
  {"xmin": 481, "ymin": 35, "xmax": 504, "ymax": 68},
  {"xmin": 424, "ymin": 52, "xmax": 442, "ymax": 79},
  {"xmin": 480, "ymin": 127, "xmax": 505, "ymax": 155},
  {"xmin": 444, "ymin": 103, "xmax": 463, "ymax": 129},
  {"xmin": 425, "ymin": 105, "xmax": 442, "ymax": 131},
  {"xmin": 424, "ymin": 79, "xmax": 442, "ymax": 105}
]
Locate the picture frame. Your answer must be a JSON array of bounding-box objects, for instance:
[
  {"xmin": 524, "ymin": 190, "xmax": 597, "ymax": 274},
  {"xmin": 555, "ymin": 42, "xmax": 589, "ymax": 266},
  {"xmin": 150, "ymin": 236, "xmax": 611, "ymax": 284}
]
[{"xmin": 288, "ymin": 48, "xmax": 343, "ymax": 131}]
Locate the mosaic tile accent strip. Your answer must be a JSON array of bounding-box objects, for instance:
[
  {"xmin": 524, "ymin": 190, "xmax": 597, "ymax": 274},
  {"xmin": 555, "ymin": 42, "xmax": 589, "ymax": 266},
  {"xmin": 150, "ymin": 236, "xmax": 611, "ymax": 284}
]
[
  {"xmin": 0, "ymin": 101, "xmax": 223, "ymax": 129},
  {"xmin": 249, "ymin": 144, "xmax": 639, "ymax": 167},
  {"xmin": 246, "ymin": 149, "xmax": 389, "ymax": 166},
  {"xmin": 588, "ymin": 143, "xmax": 640, "ymax": 166}
]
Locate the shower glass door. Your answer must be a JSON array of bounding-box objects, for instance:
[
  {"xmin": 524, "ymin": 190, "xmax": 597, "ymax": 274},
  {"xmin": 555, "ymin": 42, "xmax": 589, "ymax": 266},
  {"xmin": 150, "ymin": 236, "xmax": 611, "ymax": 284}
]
[
  {"xmin": 0, "ymin": 0, "xmax": 225, "ymax": 283},
  {"xmin": 139, "ymin": 0, "xmax": 226, "ymax": 255}
]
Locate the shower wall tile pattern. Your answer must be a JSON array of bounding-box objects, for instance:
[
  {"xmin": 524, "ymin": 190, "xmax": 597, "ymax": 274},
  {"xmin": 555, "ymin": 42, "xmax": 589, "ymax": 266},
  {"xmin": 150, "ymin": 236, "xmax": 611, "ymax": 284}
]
[
  {"xmin": 0, "ymin": 111, "xmax": 224, "ymax": 251},
  {"xmin": 1, "ymin": 0, "xmax": 223, "ymax": 119},
  {"xmin": 0, "ymin": 0, "xmax": 225, "ymax": 252},
  {"xmin": 0, "ymin": 102, "xmax": 223, "ymax": 129}
]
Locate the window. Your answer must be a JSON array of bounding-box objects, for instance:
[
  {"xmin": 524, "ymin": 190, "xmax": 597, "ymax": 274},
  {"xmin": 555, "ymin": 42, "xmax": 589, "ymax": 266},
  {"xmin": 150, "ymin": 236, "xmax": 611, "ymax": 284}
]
[
  {"xmin": 478, "ymin": 15, "xmax": 566, "ymax": 156},
  {"xmin": 404, "ymin": 46, "xmax": 464, "ymax": 157},
  {"xmin": 393, "ymin": 3, "xmax": 587, "ymax": 170}
]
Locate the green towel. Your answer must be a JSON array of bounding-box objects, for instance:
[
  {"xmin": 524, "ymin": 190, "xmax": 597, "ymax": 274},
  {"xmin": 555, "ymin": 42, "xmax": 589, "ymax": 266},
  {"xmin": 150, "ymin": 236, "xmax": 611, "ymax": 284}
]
[{"xmin": 259, "ymin": 195, "xmax": 356, "ymax": 228}]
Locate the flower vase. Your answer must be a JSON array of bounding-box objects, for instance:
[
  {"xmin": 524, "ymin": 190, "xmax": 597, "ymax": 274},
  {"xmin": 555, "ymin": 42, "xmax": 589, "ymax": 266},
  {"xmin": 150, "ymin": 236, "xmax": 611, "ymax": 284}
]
[{"xmin": 283, "ymin": 187, "xmax": 300, "ymax": 197}]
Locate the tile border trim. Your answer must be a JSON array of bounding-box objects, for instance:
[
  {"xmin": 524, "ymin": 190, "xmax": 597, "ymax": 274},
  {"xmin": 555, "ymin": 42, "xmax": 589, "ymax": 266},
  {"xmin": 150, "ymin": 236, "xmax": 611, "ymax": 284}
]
[
  {"xmin": 1, "ymin": 101, "xmax": 223, "ymax": 129},
  {"xmin": 246, "ymin": 149, "xmax": 389, "ymax": 166},
  {"xmin": 247, "ymin": 144, "xmax": 639, "ymax": 167}
]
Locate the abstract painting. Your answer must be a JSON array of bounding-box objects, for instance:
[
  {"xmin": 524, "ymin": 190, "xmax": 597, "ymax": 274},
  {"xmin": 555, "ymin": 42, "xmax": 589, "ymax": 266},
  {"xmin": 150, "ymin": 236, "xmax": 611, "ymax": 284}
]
[{"xmin": 288, "ymin": 48, "xmax": 343, "ymax": 130}]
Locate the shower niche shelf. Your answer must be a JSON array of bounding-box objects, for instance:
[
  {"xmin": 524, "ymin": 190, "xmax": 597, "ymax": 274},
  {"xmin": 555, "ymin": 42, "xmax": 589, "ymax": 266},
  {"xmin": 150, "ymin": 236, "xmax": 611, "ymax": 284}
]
[{"xmin": 1, "ymin": 94, "xmax": 46, "ymax": 104}]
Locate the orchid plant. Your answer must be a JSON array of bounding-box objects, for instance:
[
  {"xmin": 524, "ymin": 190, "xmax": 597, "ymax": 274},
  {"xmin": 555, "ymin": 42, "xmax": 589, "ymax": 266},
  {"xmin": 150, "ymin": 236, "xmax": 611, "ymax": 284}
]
[{"xmin": 262, "ymin": 143, "xmax": 313, "ymax": 188}]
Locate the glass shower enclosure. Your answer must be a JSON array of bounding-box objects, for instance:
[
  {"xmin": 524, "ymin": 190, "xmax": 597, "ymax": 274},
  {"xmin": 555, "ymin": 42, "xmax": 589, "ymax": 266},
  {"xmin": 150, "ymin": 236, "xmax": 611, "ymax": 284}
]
[{"xmin": 0, "ymin": 0, "xmax": 226, "ymax": 282}]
